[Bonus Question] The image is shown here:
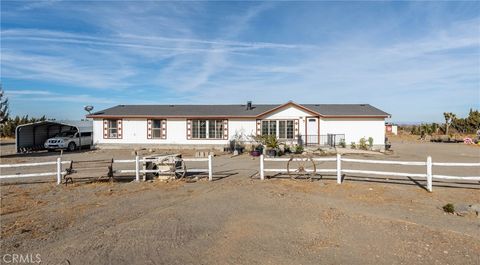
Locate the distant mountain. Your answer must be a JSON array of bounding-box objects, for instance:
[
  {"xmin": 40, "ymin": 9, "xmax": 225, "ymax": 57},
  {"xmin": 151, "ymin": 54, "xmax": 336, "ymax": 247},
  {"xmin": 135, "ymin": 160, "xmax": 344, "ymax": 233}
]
[{"xmin": 393, "ymin": 121, "xmax": 440, "ymax": 126}]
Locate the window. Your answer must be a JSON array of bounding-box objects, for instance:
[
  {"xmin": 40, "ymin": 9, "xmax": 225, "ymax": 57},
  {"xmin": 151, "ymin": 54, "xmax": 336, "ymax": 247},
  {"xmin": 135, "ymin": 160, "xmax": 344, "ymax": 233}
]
[
  {"xmin": 152, "ymin": 120, "xmax": 162, "ymax": 139},
  {"xmin": 279, "ymin": 121, "xmax": 286, "ymax": 138},
  {"xmin": 286, "ymin": 120, "xmax": 294, "ymax": 139},
  {"xmin": 192, "ymin": 120, "xmax": 223, "ymax": 139},
  {"xmin": 56, "ymin": 131, "xmax": 76, "ymax": 137},
  {"xmin": 80, "ymin": 132, "xmax": 92, "ymax": 137},
  {"xmin": 107, "ymin": 119, "xmax": 118, "ymax": 138},
  {"xmin": 261, "ymin": 120, "xmax": 295, "ymax": 139},
  {"xmin": 261, "ymin": 120, "xmax": 276, "ymax": 136},
  {"xmin": 147, "ymin": 119, "xmax": 166, "ymax": 139}
]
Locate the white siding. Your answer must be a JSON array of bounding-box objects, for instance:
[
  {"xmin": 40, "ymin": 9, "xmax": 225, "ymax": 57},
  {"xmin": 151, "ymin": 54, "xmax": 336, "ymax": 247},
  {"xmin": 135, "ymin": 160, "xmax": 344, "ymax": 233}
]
[
  {"xmin": 93, "ymin": 118, "xmax": 257, "ymax": 146},
  {"xmin": 319, "ymin": 118, "xmax": 385, "ymax": 145},
  {"xmin": 263, "ymin": 106, "xmax": 312, "ymax": 120},
  {"xmin": 229, "ymin": 119, "xmax": 256, "ymax": 140}
]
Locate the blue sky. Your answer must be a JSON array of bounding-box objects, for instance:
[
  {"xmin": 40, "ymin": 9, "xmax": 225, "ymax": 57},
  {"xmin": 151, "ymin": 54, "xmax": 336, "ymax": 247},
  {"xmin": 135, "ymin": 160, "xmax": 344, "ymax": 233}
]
[{"xmin": 1, "ymin": 1, "xmax": 479, "ymax": 123}]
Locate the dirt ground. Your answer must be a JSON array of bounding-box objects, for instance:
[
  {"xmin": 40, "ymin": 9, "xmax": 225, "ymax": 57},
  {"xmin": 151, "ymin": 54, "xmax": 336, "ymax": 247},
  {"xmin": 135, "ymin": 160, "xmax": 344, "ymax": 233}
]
[{"xmin": 0, "ymin": 138, "xmax": 479, "ymax": 264}]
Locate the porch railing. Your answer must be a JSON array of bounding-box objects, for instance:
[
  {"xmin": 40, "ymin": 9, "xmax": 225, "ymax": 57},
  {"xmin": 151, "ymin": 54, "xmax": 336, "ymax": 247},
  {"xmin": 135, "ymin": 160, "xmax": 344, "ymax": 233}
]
[{"xmin": 301, "ymin": 134, "xmax": 345, "ymax": 147}]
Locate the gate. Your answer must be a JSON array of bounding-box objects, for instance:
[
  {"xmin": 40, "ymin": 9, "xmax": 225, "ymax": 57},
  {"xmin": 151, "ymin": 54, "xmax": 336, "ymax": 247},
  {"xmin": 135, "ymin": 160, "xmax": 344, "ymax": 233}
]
[{"xmin": 64, "ymin": 159, "xmax": 114, "ymax": 183}]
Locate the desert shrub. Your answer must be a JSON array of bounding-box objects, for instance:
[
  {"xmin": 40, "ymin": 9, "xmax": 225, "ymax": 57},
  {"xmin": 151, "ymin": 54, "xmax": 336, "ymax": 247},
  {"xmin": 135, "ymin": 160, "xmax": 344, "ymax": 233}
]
[
  {"xmin": 442, "ymin": 203, "xmax": 455, "ymax": 213},
  {"xmin": 368, "ymin": 137, "xmax": 374, "ymax": 149},
  {"xmin": 339, "ymin": 139, "xmax": 346, "ymax": 148},
  {"xmin": 359, "ymin": 137, "xmax": 368, "ymax": 150},
  {"xmin": 350, "ymin": 142, "xmax": 356, "ymax": 149},
  {"xmin": 405, "ymin": 109, "xmax": 479, "ymax": 135}
]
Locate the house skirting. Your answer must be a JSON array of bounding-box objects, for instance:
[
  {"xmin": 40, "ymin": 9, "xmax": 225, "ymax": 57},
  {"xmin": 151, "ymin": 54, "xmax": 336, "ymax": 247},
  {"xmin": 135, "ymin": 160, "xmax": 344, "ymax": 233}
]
[{"xmin": 94, "ymin": 143, "xmax": 226, "ymax": 151}]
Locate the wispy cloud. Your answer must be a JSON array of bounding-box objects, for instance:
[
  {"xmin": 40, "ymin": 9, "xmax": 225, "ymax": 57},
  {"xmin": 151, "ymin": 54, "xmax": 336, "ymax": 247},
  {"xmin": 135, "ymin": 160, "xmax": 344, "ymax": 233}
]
[
  {"xmin": 17, "ymin": 0, "xmax": 61, "ymax": 11},
  {"xmin": 6, "ymin": 89, "xmax": 53, "ymax": 96},
  {"xmin": 5, "ymin": 89, "xmax": 115, "ymax": 104},
  {"xmin": 1, "ymin": 1, "xmax": 479, "ymax": 121}
]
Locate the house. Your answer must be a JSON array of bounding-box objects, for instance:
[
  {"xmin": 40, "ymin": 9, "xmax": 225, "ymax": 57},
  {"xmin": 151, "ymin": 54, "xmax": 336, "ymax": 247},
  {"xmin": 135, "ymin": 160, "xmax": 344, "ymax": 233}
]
[
  {"xmin": 86, "ymin": 101, "xmax": 390, "ymax": 150},
  {"xmin": 385, "ymin": 122, "xmax": 398, "ymax": 135}
]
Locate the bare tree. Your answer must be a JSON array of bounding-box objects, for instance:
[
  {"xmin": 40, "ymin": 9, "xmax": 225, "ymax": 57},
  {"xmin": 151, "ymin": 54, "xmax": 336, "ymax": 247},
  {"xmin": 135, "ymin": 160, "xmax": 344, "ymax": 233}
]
[
  {"xmin": 0, "ymin": 84, "xmax": 9, "ymax": 124},
  {"xmin": 443, "ymin": 112, "xmax": 456, "ymax": 135}
]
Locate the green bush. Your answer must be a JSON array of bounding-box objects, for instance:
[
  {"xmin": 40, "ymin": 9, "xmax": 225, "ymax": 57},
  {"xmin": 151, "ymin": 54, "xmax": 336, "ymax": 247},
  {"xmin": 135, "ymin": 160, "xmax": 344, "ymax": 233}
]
[
  {"xmin": 368, "ymin": 137, "xmax": 374, "ymax": 149},
  {"xmin": 442, "ymin": 203, "xmax": 455, "ymax": 213},
  {"xmin": 359, "ymin": 137, "xmax": 368, "ymax": 150},
  {"xmin": 350, "ymin": 142, "xmax": 356, "ymax": 149},
  {"xmin": 339, "ymin": 139, "xmax": 346, "ymax": 148},
  {"xmin": 264, "ymin": 135, "xmax": 279, "ymax": 149},
  {"xmin": 294, "ymin": 145, "xmax": 304, "ymax": 154}
]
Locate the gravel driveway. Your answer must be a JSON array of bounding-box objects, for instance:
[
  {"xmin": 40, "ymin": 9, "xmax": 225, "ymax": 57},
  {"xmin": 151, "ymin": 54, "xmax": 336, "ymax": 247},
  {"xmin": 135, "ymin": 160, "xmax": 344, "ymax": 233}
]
[{"xmin": 1, "ymin": 139, "xmax": 479, "ymax": 264}]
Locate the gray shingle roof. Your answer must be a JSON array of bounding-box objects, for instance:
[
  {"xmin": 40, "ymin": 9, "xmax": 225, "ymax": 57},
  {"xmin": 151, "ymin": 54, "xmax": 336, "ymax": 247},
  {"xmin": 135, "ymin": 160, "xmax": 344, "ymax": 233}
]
[
  {"xmin": 303, "ymin": 104, "xmax": 390, "ymax": 116},
  {"xmin": 88, "ymin": 103, "xmax": 390, "ymax": 118}
]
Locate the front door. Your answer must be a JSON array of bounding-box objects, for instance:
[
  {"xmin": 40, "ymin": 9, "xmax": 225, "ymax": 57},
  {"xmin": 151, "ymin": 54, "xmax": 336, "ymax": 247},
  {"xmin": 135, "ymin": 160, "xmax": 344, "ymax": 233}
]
[{"xmin": 306, "ymin": 117, "xmax": 319, "ymax": 144}]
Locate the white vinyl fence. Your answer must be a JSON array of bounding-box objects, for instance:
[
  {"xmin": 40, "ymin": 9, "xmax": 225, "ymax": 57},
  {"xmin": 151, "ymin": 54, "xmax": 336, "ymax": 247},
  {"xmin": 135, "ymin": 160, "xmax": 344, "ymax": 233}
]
[
  {"xmin": 259, "ymin": 154, "xmax": 480, "ymax": 192},
  {"xmin": 114, "ymin": 155, "xmax": 213, "ymax": 181},
  {"xmin": 0, "ymin": 157, "xmax": 72, "ymax": 184}
]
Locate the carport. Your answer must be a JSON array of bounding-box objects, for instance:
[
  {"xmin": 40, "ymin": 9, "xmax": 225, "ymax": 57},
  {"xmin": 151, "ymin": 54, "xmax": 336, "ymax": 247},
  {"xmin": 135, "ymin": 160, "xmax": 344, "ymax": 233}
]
[{"xmin": 15, "ymin": 120, "xmax": 93, "ymax": 153}]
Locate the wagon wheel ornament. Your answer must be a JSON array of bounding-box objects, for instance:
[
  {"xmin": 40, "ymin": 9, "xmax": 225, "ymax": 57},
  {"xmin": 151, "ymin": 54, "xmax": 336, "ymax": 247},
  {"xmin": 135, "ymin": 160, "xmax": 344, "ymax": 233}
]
[
  {"xmin": 287, "ymin": 156, "xmax": 316, "ymax": 180},
  {"xmin": 172, "ymin": 158, "xmax": 187, "ymax": 179},
  {"xmin": 158, "ymin": 157, "xmax": 187, "ymax": 180}
]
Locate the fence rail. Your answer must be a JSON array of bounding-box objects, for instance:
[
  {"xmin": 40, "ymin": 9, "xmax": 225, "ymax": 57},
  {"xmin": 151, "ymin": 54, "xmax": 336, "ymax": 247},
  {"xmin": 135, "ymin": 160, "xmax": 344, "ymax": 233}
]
[
  {"xmin": 113, "ymin": 155, "xmax": 213, "ymax": 181},
  {"xmin": 259, "ymin": 154, "xmax": 480, "ymax": 192},
  {"xmin": 1, "ymin": 155, "xmax": 214, "ymax": 184},
  {"xmin": 0, "ymin": 158, "xmax": 71, "ymax": 184}
]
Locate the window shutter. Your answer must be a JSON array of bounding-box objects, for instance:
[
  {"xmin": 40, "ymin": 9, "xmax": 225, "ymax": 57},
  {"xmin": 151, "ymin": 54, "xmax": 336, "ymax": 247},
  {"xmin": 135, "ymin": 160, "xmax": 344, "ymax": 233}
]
[
  {"xmin": 256, "ymin": 120, "xmax": 261, "ymax": 135},
  {"xmin": 223, "ymin": 120, "xmax": 228, "ymax": 140},
  {"xmin": 161, "ymin": 120, "xmax": 167, "ymax": 139},
  {"xmin": 147, "ymin": 119, "xmax": 152, "ymax": 139},
  {"xmin": 117, "ymin": 119, "xmax": 123, "ymax": 139},
  {"xmin": 294, "ymin": 120, "xmax": 299, "ymax": 138},
  {"xmin": 186, "ymin": 119, "xmax": 192, "ymax": 140},
  {"xmin": 103, "ymin": 119, "xmax": 108, "ymax": 138}
]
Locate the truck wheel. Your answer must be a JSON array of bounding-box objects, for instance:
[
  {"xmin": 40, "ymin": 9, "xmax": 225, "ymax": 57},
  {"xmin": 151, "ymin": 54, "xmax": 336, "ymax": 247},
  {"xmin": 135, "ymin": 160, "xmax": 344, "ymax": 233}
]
[{"xmin": 67, "ymin": 142, "xmax": 76, "ymax": 152}]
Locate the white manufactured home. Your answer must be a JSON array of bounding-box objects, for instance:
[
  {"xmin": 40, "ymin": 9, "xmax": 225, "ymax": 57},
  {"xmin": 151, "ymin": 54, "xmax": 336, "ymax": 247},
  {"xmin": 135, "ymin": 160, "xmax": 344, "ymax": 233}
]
[{"xmin": 87, "ymin": 101, "xmax": 390, "ymax": 150}]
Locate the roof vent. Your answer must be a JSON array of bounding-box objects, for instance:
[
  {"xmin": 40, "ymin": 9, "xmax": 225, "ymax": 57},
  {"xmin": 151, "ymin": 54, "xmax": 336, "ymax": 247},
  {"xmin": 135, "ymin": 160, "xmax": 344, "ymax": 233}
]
[
  {"xmin": 119, "ymin": 105, "xmax": 125, "ymax": 107},
  {"xmin": 246, "ymin": 101, "xmax": 252, "ymax": 110},
  {"xmin": 169, "ymin": 105, "xmax": 174, "ymax": 107},
  {"xmin": 360, "ymin": 104, "xmax": 366, "ymax": 106}
]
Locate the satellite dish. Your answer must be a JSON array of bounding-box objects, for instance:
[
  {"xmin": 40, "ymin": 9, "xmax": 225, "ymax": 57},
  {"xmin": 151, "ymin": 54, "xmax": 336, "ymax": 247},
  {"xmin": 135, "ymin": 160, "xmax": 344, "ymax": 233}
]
[{"xmin": 84, "ymin": 105, "xmax": 94, "ymax": 114}]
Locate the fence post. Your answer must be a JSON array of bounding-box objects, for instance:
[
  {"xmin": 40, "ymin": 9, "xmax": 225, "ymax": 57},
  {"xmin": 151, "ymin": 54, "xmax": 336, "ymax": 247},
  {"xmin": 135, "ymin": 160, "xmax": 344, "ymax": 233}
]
[
  {"xmin": 336, "ymin": 153, "xmax": 342, "ymax": 184},
  {"xmin": 135, "ymin": 155, "xmax": 140, "ymax": 182},
  {"xmin": 56, "ymin": 157, "xmax": 62, "ymax": 185},
  {"xmin": 208, "ymin": 154, "xmax": 213, "ymax": 181},
  {"xmin": 260, "ymin": 154, "xmax": 265, "ymax": 180},
  {"xmin": 427, "ymin": 156, "xmax": 432, "ymax": 192}
]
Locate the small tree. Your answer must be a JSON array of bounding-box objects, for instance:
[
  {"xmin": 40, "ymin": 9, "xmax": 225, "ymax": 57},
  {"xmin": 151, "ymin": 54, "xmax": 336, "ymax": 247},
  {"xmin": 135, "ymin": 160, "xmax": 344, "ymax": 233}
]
[
  {"xmin": 368, "ymin": 137, "xmax": 374, "ymax": 149},
  {"xmin": 443, "ymin": 112, "xmax": 456, "ymax": 135},
  {"xmin": 350, "ymin": 142, "xmax": 356, "ymax": 149},
  {"xmin": 359, "ymin": 137, "xmax": 368, "ymax": 150},
  {"xmin": 0, "ymin": 84, "xmax": 9, "ymax": 124}
]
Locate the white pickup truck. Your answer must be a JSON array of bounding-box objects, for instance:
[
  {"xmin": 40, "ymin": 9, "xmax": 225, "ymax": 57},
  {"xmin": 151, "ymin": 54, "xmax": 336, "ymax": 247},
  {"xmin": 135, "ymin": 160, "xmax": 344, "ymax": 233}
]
[{"xmin": 44, "ymin": 131, "xmax": 93, "ymax": 151}]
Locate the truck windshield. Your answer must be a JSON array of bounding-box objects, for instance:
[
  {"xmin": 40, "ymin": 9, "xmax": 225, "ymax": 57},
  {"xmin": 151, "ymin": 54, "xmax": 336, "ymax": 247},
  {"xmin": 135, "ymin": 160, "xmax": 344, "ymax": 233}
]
[{"xmin": 55, "ymin": 131, "xmax": 76, "ymax": 137}]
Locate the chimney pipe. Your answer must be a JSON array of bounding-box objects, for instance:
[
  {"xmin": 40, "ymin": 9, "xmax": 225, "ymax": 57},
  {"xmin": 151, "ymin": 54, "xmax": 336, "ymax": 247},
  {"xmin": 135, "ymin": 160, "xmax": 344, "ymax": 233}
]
[{"xmin": 246, "ymin": 101, "xmax": 252, "ymax": 110}]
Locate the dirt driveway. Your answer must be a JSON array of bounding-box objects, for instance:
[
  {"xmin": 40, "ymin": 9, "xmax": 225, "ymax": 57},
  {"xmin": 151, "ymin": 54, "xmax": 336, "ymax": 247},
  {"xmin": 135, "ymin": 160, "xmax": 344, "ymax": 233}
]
[{"xmin": 1, "ymin": 139, "xmax": 479, "ymax": 264}]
